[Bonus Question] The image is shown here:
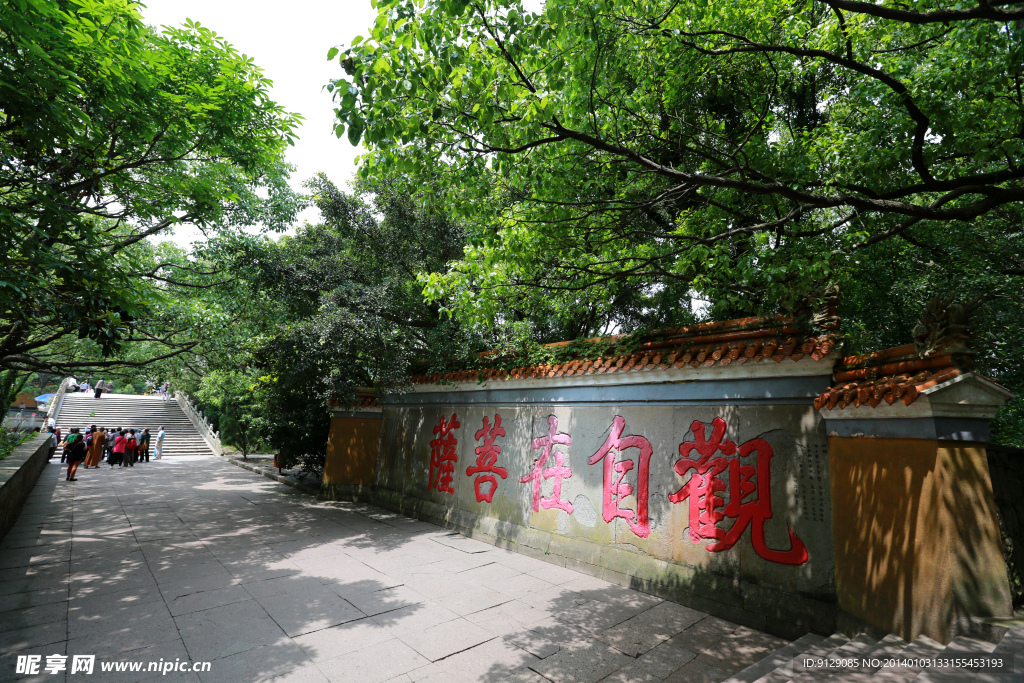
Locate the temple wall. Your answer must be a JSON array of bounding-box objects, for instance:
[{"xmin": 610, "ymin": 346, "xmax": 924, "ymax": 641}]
[{"xmin": 370, "ymin": 364, "xmax": 840, "ymax": 638}]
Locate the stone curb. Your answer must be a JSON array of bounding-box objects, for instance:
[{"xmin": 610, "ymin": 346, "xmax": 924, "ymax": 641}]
[
  {"xmin": 0, "ymin": 433, "xmax": 51, "ymax": 542},
  {"xmin": 226, "ymin": 457, "xmax": 321, "ymax": 496}
]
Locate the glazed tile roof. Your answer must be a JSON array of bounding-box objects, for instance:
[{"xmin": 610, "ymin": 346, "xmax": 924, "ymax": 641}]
[
  {"xmin": 814, "ymin": 343, "xmax": 981, "ymax": 410},
  {"xmin": 329, "ymin": 392, "xmax": 381, "ymax": 410},
  {"xmin": 411, "ymin": 314, "xmax": 839, "ymax": 385}
]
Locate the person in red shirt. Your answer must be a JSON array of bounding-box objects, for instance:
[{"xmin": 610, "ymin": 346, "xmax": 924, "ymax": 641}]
[{"xmin": 110, "ymin": 429, "xmax": 127, "ymax": 468}]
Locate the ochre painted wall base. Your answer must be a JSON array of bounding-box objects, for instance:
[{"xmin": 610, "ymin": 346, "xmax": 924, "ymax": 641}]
[
  {"xmin": 829, "ymin": 437, "xmax": 1012, "ymax": 643},
  {"xmin": 323, "ymin": 416, "xmax": 381, "ymax": 487}
]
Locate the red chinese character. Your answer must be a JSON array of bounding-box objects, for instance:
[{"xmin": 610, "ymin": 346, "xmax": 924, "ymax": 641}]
[
  {"xmin": 467, "ymin": 415, "xmax": 508, "ymax": 503},
  {"xmin": 588, "ymin": 416, "xmax": 652, "ymax": 538},
  {"xmin": 668, "ymin": 417, "xmax": 807, "ymax": 565},
  {"xmin": 429, "ymin": 413, "xmax": 460, "ymax": 494},
  {"xmin": 520, "ymin": 415, "xmax": 574, "ymax": 514}
]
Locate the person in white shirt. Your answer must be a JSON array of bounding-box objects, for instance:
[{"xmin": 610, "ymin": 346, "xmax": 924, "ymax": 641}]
[
  {"xmin": 154, "ymin": 426, "xmax": 166, "ymax": 459},
  {"xmin": 94, "ymin": 378, "xmax": 105, "ymax": 398}
]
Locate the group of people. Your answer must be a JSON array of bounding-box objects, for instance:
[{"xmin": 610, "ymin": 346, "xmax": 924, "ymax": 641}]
[
  {"xmin": 67, "ymin": 377, "xmax": 111, "ymax": 398},
  {"xmin": 47, "ymin": 425, "xmax": 166, "ymax": 481}
]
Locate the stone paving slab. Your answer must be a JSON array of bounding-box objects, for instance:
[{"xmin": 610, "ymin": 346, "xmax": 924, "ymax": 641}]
[{"xmin": 0, "ymin": 457, "xmax": 789, "ymax": 682}]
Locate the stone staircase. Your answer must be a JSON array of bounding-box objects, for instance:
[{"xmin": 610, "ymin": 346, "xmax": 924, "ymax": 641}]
[
  {"xmin": 725, "ymin": 624, "xmax": 1023, "ymax": 682},
  {"xmin": 55, "ymin": 392, "xmax": 216, "ymax": 457}
]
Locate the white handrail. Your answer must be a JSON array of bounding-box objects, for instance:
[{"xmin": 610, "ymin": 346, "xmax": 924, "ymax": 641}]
[
  {"xmin": 47, "ymin": 378, "xmax": 71, "ymax": 422},
  {"xmin": 174, "ymin": 391, "xmax": 223, "ymax": 456}
]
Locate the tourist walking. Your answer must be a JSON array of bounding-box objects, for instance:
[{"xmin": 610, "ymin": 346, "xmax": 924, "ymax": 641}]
[
  {"xmin": 94, "ymin": 378, "xmax": 105, "ymax": 398},
  {"xmin": 138, "ymin": 428, "xmax": 151, "ymax": 463},
  {"xmin": 109, "ymin": 429, "xmax": 126, "ymax": 467},
  {"xmin": 103, "ymin": 428, "xmax": 114, "ymax": 464},
  {"xmin": 46, "ymin": 427, "xmax": 57, "ymax": 460},
  {"xmin": 124, "ymin": 429, "xmax": 138, "ymax": 466},
  {"xmin": 65, "ymin": 428, "xmax": 86, "ymax": 481},
  {"xmin": 154, "ymin": 426, "xmax": 165, "ymax": 459},
  {"xmin": 84, "ymin": 425, "xmax": 105, "ymax": 468}
]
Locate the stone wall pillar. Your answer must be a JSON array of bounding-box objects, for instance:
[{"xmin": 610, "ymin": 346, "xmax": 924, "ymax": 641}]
[
  {"xmin": 821, "ymin": 373, "xmax": 1014, "ymax": 642},
  {"xmin": 322, "ymin": 402, "xmax": 381, "ymax": 500}
]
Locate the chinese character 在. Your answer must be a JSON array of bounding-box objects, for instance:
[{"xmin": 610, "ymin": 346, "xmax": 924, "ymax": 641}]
[
  {"xmin": 668, "ymin": 417, "xmax": 808, "ymax": 565},
  {"xmin": 71, "ymin": 655, "xmax": 96, "ymax": 674},
  {"xmin": 429, "ymin": 413, "xmax": 460, "ymax": 495},
  {"xmin": 467, "ymin": 414, "xmax": 509, "ymax": 503},
  {"xmin": 16, "ymin": 655, "xmax": 41, "ymax": 675},
  {"xmin": 520, "ymin": 415, "xmax": 574, "ymax": 514},
  {"xmin": 588, "ymin": 415, "xmax": 652, "ymax": 538},
  {"xmin": 45, "ymin": 654, "xmax": 67, "ymax": 674}
]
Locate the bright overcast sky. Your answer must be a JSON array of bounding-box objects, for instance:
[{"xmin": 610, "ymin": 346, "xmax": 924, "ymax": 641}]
[
  {"xmin": 140, "ymin": 0, "xmax": 544, "ymax": 248},
  {"xmin": 140, "ymin": 0, "xmax": 380, "ymax": 245}
]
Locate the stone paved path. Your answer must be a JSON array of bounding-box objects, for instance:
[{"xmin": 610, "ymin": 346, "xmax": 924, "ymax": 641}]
[{"xmin": 1, "ymin": 457, "xmax": 788, "ymax": 683}]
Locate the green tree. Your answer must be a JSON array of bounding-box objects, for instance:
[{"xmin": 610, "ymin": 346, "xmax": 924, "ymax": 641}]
[
  {"xmin": 171, "ymin": 173, "xmax": 474, "ymax": 475},
  {"xmin": 331, "ymin": 0, "xmax": 1023, "ymax": 322},
  {"xmin": 0, "ymin": 0, "xmax": 301, "ymax": 374}
]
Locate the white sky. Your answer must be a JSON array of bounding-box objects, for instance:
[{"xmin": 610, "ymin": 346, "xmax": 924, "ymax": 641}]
[
  {"xmin": 140, "ymin": 0, "xmax": 380, "ymax": 246},
  {"xmin": 140, "ymin": 0, "xmax": 544, "ymax": 249}
]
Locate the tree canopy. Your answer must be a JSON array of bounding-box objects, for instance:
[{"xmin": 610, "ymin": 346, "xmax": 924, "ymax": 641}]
[
  {"xmin": 0, "ymin": 0, "xmax": 301, "ymax": 374},
  {"xmin": 330, "ymin": 0, "xmax": 1023, "ymax": 321}
]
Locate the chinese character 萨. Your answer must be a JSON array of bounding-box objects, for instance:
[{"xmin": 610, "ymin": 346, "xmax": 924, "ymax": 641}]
[
  {"xmin": 429, "ymin": 413, "xmax": 460, "ymax": 494},
  {"xmin": 467, "ymin": 414, "xmax": 509, "ymax": 503},
  {"xmin": 588, "ymin": 415, "xmax": 652, "ymax": 538},
  {"xmin": 520, "ymin": 415, "xmax": 574, "ymax": 514},
  {"xmin": 669, "ymin": 417, "xmax": 807, "ymax": 565}
]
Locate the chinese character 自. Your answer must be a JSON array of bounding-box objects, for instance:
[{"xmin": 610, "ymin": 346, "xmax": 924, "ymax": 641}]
[{"xmin": 588, "ymin": 415, "xmax": 652, "ymax": 538}]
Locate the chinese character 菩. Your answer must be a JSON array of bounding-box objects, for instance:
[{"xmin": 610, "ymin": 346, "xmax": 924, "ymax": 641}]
[{"xmin": 467, "ymin": 414, "xmax": 508, "ymax": 503}]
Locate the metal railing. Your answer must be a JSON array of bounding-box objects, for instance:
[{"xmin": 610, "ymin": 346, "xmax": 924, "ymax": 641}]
[{"xmin": 174, "ymin": 391, "xmax": 223, "ymax": 455}]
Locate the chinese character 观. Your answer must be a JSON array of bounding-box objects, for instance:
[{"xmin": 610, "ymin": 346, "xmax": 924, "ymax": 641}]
[{"xmin": 668, "ymin": 417, "xmax": 807, "ymax": 565}]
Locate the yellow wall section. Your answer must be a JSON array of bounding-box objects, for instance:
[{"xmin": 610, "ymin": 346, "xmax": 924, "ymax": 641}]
[
  {"xmin": 323, "ymin": 416, "xmax": 382, "ymax": 486},
  {"xmin": 829, "ymin": 437, "xmax": 1011, "ymax": 642}
]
